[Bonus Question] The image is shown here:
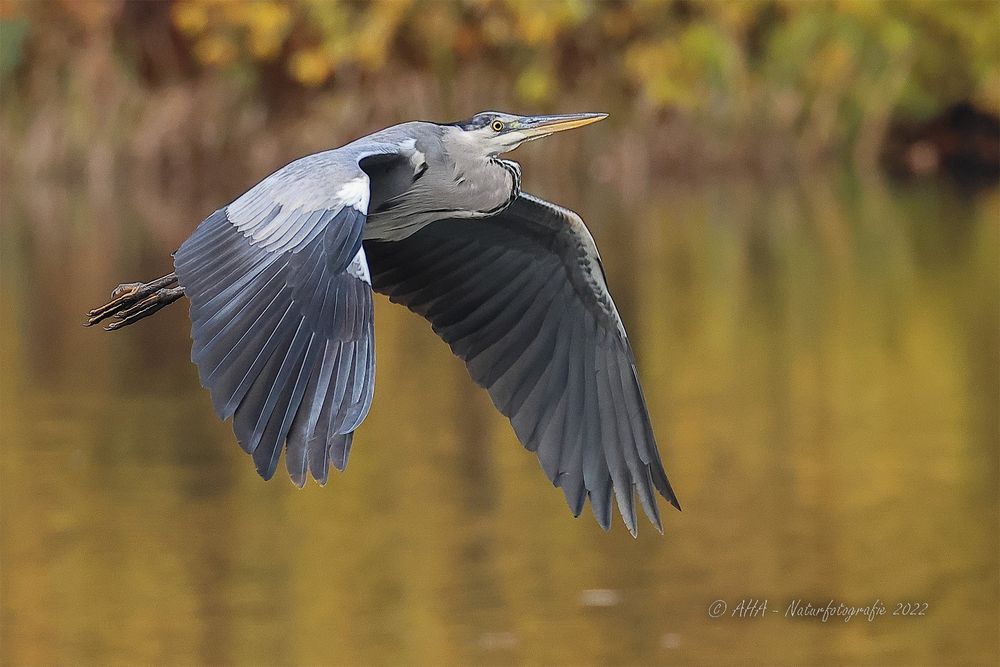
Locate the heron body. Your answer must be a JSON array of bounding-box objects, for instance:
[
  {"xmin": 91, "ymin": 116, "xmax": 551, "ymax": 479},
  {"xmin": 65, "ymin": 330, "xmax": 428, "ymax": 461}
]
[{"xmin": 88, "ymin": 111, "xmax": 679, "ymax": 536}]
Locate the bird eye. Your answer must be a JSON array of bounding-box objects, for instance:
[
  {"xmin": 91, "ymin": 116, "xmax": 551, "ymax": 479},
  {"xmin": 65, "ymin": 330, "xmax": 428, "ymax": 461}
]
[{"xmin": 491, "ymin": 120, "xmax": 504, "ymax": 132}]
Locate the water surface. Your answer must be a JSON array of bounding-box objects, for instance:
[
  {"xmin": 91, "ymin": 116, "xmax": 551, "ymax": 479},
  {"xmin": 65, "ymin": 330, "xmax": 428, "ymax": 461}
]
[{"xmin": 1, "ymin": 168, "xmax": 997, "ymax": 665}]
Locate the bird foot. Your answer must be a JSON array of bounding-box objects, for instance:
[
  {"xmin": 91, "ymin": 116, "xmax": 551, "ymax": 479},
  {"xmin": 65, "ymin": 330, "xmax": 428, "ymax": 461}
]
[{"xmin": 86, "ymin": 273, "xmax": 184, "ymax": 330}]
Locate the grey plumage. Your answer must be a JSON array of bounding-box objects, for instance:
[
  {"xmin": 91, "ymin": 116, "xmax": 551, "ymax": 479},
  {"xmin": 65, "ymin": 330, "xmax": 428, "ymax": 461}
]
[
  {"xmin": 88, "ymin": 111, "xmax": 680, "ymax": 535},
  {"xmin": 366, "ymin": 194, "xmax": 678, "ymax": 533}
]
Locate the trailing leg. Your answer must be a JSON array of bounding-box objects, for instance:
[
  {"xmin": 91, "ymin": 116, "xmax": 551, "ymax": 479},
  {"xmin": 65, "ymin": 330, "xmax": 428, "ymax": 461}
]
[{"xmin": 86, "ymin": 272, "xmax": 185, "ymax": 330}]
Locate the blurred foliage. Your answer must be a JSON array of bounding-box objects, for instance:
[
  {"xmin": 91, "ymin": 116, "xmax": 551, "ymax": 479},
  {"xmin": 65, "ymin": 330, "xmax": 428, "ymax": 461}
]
[
  {"xmin": 153, "ymin": 0, "xmax": 1000, "ymax": 117},
  {"xmin": 0, "ymin": 0, "xmax": 998, "ymax": 176}
]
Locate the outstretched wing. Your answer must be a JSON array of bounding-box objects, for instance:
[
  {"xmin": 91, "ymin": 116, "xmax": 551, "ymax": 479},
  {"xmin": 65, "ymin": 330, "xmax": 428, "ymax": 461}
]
[
  {"xmin": 173, "ymin": 151, "xmax": 384, "ymax": 485},
  {"xmin": 365, "ymin": 193, "xmax": 679, "ymax": 535}
]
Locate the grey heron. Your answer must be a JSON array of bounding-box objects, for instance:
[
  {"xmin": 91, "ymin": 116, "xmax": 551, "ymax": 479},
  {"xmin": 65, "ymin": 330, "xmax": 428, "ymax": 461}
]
[{"xmin": 87, "ymin": 111, "xmax": 680, "ymax": 535}]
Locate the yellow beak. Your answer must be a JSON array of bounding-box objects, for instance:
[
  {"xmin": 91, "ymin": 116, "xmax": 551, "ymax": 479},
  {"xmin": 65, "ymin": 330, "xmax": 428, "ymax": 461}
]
[{"xmin": 516, "ymin": 112, "xmax": 608, "ymax": 137}]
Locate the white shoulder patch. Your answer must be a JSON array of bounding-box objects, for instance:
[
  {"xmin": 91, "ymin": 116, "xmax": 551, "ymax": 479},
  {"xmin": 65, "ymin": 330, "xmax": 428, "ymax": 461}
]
[
  {"xmin": 399, "ymin": 138, "xmax": 427, "ymax": 173},
  {"xmin": 337, "ymin": 177, "xmax": 370, "ymax": 213},
  {"xmin": 347, "ymin": 246, "xmax": 371, "ymax": 284}
]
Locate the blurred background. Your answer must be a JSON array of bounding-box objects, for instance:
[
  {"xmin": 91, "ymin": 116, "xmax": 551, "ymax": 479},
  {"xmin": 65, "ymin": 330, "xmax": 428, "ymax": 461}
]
[{"xmin": 1, "ymin": 1, "xmax": 997, "ymax": 665}]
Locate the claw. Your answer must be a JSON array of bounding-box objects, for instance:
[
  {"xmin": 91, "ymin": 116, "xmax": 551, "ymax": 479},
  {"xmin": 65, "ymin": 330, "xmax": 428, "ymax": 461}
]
[
  {"xmin": 87, "ymin": 285, "xmax": 143, "ymax": 323},
  {"xmin": 104, "ymin": 287, "xmax": 185, "ymax": 330},
  {"xmin": 86, "ymin": 273, "xmax": 183, "ymax": 330}
]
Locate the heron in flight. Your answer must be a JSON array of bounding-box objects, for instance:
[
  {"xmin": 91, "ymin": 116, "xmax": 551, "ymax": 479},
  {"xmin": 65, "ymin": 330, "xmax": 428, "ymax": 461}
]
[{"xmin": 87, "ymin": 111, "xmax": 679, "ymax": 535}]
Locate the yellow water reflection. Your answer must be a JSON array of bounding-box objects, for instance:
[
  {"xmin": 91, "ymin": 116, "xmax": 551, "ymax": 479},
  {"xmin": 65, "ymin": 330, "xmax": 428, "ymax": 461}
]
[{"xmin": 1, "ymin": 171, "xmax": 997, "ymax": 665}]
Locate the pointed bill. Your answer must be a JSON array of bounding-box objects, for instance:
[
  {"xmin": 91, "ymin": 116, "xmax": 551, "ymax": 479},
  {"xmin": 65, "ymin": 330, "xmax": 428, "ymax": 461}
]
[{"xmin": 515, "ymin": 113, "xmax": 608, "ymax": 138}]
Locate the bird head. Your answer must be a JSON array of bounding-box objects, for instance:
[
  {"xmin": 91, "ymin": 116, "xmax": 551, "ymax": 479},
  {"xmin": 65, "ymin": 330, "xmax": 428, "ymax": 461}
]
[{"xmin": 450, "ymin": 111, "xmax": 608, "ymax": 157}]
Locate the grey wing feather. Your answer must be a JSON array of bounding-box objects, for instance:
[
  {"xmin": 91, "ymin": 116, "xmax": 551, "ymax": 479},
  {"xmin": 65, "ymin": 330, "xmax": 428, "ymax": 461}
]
[
  {"xmin": 365, "ymin": 193, "xmax": 679, "ymax": 535},
  {"xmin": 173, "ymin": 152, "xmax": 380, "ymax": 485}
]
